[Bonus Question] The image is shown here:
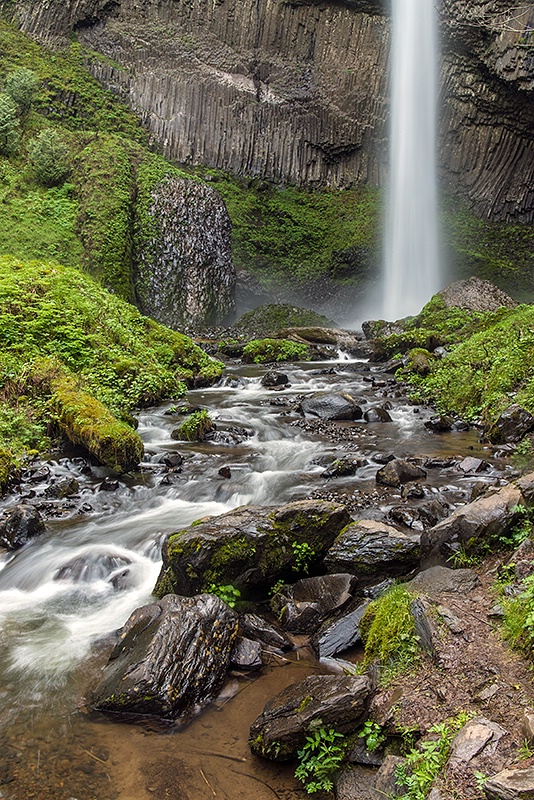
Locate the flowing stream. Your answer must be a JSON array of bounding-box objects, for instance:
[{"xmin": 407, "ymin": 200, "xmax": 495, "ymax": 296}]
[
  {"xmin": 383, "ymin": 0, "xmax": 441, "ymax": 319},
  {"xmin": 0, "ymin": 356, "xmax": 505, "ymax": 799}
]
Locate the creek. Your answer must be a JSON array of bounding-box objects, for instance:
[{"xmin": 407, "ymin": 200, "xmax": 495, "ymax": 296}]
[{"xmin": 0, "ymin": 355, "xmax": 510, "ymax": 799}]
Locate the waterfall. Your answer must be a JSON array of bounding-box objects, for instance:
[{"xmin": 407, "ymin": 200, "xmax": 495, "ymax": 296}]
[{"xmin": 383, "ymin": 0, "xmax": 441, "ymax": 321}]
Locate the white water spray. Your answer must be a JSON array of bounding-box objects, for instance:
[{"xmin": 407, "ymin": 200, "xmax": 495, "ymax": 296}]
[{"xmin": 383, "ymin": 0, "xmax": 441, "ymax": 320}]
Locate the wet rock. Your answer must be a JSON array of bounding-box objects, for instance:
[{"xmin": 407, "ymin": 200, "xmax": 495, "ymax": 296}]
[
  {"xmin": 155, "ymin": 499, "xmax": 350, "ymax": 598},
  {"xmin": 346, "ymin": 740, "xmax": 384, "ymax": 766},
  {"xmin": 261, "ymin": 371, "xmax": 289, "ymax": 388},
  {"xmin": 271, "ymin": 573, "xmax": 357, "ymax": 634},
  {"xmin": 98, "ymin": 477, "xmax": 120, "ymax": 492},
  {"xmin": 322, "ymin": 457, "xmax": 365, "ymax": 479},
  {"xmin": 516, "ymin": 473, "xmax": 534, "ymax": 505},
  {"xmin": 55, "ymin": 550, "xmax": 133, "ymax": 583},
  {"xmin": 311, "ymin": 599, "xmax": 370, "ymax": 658},
  {"xmin": 487, "ymin": 404, "xmax": 534, "ymax": 445},
  {"xmin": 425, "ymin": 414, "xmax": 455, "ymax": 433},
  {"xmin": 484, "ymin": 766, "xmax": 534, "ymax": 799},
  {"xmin": 299, "ymin": 392, "xmax": 362, "ymax": 421},
  {"xmin": 249, "ymin": 674, "xmax": 371, "ymax": 761},
  {"xmin": 408, "ymin": 566, "xmax": 479, "ymax": 594},
  {"xmin": 0, "ymin": 504, "xmax": 46, "ymax": 550},
  {"xmin": 421, "ymin": 482, "xmax": 524, "ymax": 562},
  {"xmin": 218, "ymin": 466, "xmax": 232, "ymax": 479},
  {"xmin": 92, "ymin": 594, "xmax": 238, "ymax": 720},
  {"xmin": 325, "ymin": 519, "xmax": 420, "ymax": 587},
  {"xmin": 205, "ymin": 425, "xmax": 252, "ymax": 446},
  {"xmin": 410, "ymin": 350, "xmax": 433, "ymax": 376},
  {"xmin": 388, "ymin": 498, "xmax": 448, "ymax": 531},
  {"xmin": 401, "ymin": 482, "xmax": 426, "ymax": 499},
  {"xmin": 458, "ymin": 457, "xmax": 488, "ymax": 474},
  {"xmin": 376, "ymin": 459, "xmax": 427, "ymax": 487},
  {"xmin": 241, "ymin": 613, "xmax": 292, "ymax": 651},
  {"xmin": 364, "ymin": 406, "xmax": 392, "ymax": 423},
  {"xmin": 162, "ymin": 453, "xmax": 183, "ymax": 469},
  {"xmin": 45, "ymin": 477, "xmax": 80, "ymax": 498},
  {"xmin": 21, "ymin": 465, "xmax": 51, "ymax": 483},
  {"xmin": 230, "ymin": 637, "xmax": 262, "ymax": 671}
]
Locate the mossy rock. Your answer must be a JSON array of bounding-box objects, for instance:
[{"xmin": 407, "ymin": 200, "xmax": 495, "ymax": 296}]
[
  {"xmin": 154, "ymin": 499, "xmax": 350, "ymax": 599},
  {"xmin": 235, "ymin": 304, "xmax": 336, "ymax": 338},
  {"xmin": 242, "ymin": 338, "xmax": 309, "ymax": 364}
]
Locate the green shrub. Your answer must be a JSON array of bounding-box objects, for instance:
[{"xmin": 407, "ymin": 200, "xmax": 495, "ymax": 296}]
[
  {"xmin": 0, "ymin": 92, "xmax": 19, "ymax": 154},
  {"xmin": 5, "ymin": 67, "xmax": 38, "ymax": 113},
  {"xmin": 28, "ymin": 129, "xmax": 70, "ymax": 186},
  {"xmin": 242, "ymin": 338, "xmax": 309, "ymax": 364}
]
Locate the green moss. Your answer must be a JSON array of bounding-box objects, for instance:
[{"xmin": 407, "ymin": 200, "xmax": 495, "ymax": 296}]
[
  {"xmin": 242, "ymin": 338, "xmax": 309, "ymax": 364},
  {"xmin": 360, "ymin": 584, "xmax": 420, "ymax": 679},
  {"xmin": 235, "ymin": 304, "xmax": 335, "ymax": 338},
  {"xmin": 176, "ymin": 410, "xmax": 215, "ymax": 442}
]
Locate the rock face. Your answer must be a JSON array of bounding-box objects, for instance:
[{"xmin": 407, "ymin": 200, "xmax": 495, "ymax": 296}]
[
  {"xmin": 437, "ymin": 278, "xmax": 516, "ymax": 313},
  {"xmin": 484, "ymin": 766, "xmax": 534, "ymax": 800},
  {"xmin": 92, "ymin": 594, "xmax": 238, "ymax": 719},
  {"xmin": 155, "ymin": 499, "xmax": 351, "ymax": 597},
  {"xmin": 8, "ymin": 0, "xmax": 534, "ymax": 221},
  {"xmin": 249, "ymin": 674, "xmax": 371, "ymax": 761},
  {"xmin": 0, "ymin": 504, "xmax": 45, "ymax": 550},
  {"xmin": 135, "ymin": 176, "xmax": 236, "ymax": 328},
  {"xmin": 325, "ymin": 519, "xmax": 420, "ymax": 585}
]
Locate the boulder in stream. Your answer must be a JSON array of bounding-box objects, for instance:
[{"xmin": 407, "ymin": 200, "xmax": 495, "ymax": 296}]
[
  {"xmin": 155, "ymin": 499, "xmax": 350, "ymax": 598},
  {"xmin": 376, "ymin": 458, "xmax": 427, "ymax": 487},
  {"xmin": 486, "ymin": 404, "xmax": 534, "ymax": 444},
  {"xmin": 270, "ymin": 573, "xmax": 357, "ymax": 634},
  {"xmin": 325, "ymin": 519, "xmax": 421, "ymax": 587},
  {"xmin": 299, "ymin": 392, "xmax": 362, "ymax": 421},
  {"xmin": 0, "ymin": 504, "xmax": 45, "ymax": 550},
  {"xmin": 92, "ymin": 593, "xmax": 238, "ymax": 720},
  {"xmin": 249, "ymin": 674, "xmax": 372, "ymax": 761}
]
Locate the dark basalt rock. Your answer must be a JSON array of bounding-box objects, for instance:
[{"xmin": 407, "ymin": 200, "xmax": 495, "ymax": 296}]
[
  {"xmin": 425, "ymin": 414, "xmax": 455, "ymax": 433},
  {"xmin": 299, "ymin": 392, "xmax": 362, "ymax": 421},
  {"xmin": 0, "ymin": 504, "xmax": 46, "ymax": 550},
  {"xmin": 241, "ymin": 613, "xmax": 293, "ymax": 651},
  {"xmin": 322, "ymin": 457, "xmax": 365, "ymax": 479},
  {"xmin": 45, "ymin": 477, "xmax": 80, "ymax": 498},
  {"xmin": 486, "ymin": 404, "xmax": 534, "ymax": 445},
  {"xmin": 376, "ymin": 458, "xmax": 427, "ymax": 487},
  {"xmin": 261, "ymin": 371, "xmax": 289, "ymax": 388},
  {"xmin": 155, "ymin": 499, "xmax": 350, "ymax": 598},
  {"xmin": 270, "ymin": 573, "xmax": 357, "ymax": 634},
  {"xmin": 230, "ymin": 637, "xmax": 262, "ymax": 671},
  {"xmin": 364, "ymin": 406, "xmax": 392, "ymax": 423},
  {"xmin": 249, "ymin": 674, "xmax": 371, "ymax": 761},
  {"xmin": 55, "ymin": 550, "xmax": 133, "ymax": 583},
  {"xmin": 388, "ymin": 498, "xmax": 449, "ymax": 531},
  {"xmin": 311, "ymin": 598, "xmax": 370, "ymax": 659},
  {"xmin": 92, "ymin": 593, "xmax": 238, "ymax": 720},
  {"xmin": 325, "ymin": 519, "xmax": 421, "ymax": 587}
]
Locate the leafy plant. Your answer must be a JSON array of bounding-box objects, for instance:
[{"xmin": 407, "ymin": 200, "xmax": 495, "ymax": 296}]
[
  {"xmin": 269, "ymin": 578, "xmax": 285, "ymax": 596},
  {"xmin": 206, "ymin": 583, "xmax": 241, "ymax": 608},
  {"xmin": 175, "ymin": 410, "xmax": 215, "ymax": 442},
  {"xmin": 291, "ymin": 540, "xmax": 315, "ymax": 574},
  {"xmin": 28, "ymin": 129, "xmax": 70, "ymax": 187},
  {"xmin": 357, "ymin": 720, "xmax": 386, "ymax": 753},
  {"xmin": 295, "ymin": 727, "xmax": 346, "ymax": 794},
  {"xmin": 516, "ymin": 738, "xmax": 534, "ymax": 761},
  {"xmin": 395, "ymin": 713, "xmax": 470, "ymax": 800},
  {"xmin": 242, "ymin": 338, "xmax": 309, "ymax": 364},
  {"xmin": 502, "ymin": 568, "xmax": 534, "ymax": 655}
]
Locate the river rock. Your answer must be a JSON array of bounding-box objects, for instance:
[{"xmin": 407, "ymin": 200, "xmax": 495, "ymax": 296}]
[
  {"xmin": 311, "ymin": 598, "xmax": 370, "ymax": 658},
  {"xmin": 240, "ymin": 613, "xmax": 293, "ymax": 651},
  {"xmin": 0, "ymin": 504, "xmax": 46, "ymax": 550},
  {"xmin": 322, "ymin": 457, "xmax": 365, "ymax": 479},
  {"xmin": 484, "ymin": 766, "xmax": 534, "ymax": 799},
  {"xmin": 271, "ymin": 573, "xmax": 357, "ymax": 634},
  {"xmin": 92, "ymin": 593, "xmax": 238, "ymax": 719},
  {"xmin": 45, "ymin": 477, "xmax": 80, "ymax": 498},
  {"xmin": 249, "ymin": 674, "xmax": 371, "ymax": 761},
  {"xmin": 425, "ymin": 414, "xmax": 455, "ymax": 433},
  {"xmin": 261, "ymin": 371, "xmax": 289, "ymax": 388},
  {"xmin": 376, "ymin": 459, "xmax": 427, "ymax": 487},
  {"xmin": 55, "ymin": 550, "xmax": 132, "ymax": 583},
  {"xmin": 325, "ymin": 519, "xmax": 420, "ymax": 587},
  {"xmin": 230, "ymin": 637, "xmax": 262, "ymax": 670},
  {"xmin": 364, "ymin": 406, "xmax": 392, "ymax": 423},
  {"xmin": 487, "ymin": 405, "xmax": 534, "ymax": 445},
  {"xmin": 155, "ymin": 499, "xmax": 350, "ymax": 597},
  {"xmin": 299, "ymin": 392, "xmax": 362, "ymax": 421},
  {"xmin": 421, "ymin": 481, "xmax": 525, "ymax": 562},
  {"xmin": 388, "ymin": 498, "xmax": 449, "ymax": 531}
]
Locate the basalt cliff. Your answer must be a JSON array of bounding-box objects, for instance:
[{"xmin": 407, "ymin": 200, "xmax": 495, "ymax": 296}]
[{"xmin": 4, "ymin": 0, "xmax": 534, "ymax": 223}]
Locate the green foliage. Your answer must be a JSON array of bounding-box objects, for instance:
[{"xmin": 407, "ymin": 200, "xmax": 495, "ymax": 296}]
[
  {"xmin": 235, "ymin": 304, "xmax": 335, "ymax": 338},
  {"xmin": 176, "ymin": 410, "xmax": 215, "ymax": 442},
  {"xmin": 242, "ymin": 338, "xmax": 309, "ymax": 364},
  {"xmin": 28, "ymin": 129, "xmax": 70, "ymax": 186},
  {"xmin": 295, "ymin": 728, "xmax": 346, "ymax": 794},
  {"xmin": 395, "ymin": 714, "xmax": 471, "ymax": 800},
  {"xmin": 5, "ymin": 67, "xmax": 37, "ymax": 113},
  {"xmin": 0, "ymin": 91, "xmax": 19, "ymax": 154},
  {"xmin": 359, "ymin": 584, "xmax": 421, "ymax": 679},
  {"xmin": 357, "ymin": 720, "xmax": 387, "ymax": 753},
  {"xmin": 206, "ymin": 583, "xmax": 241, "ymax": 608},
  {"xmin": 291, "ymin": 540, "xmax": 315, "ymax": 574},
  {"xmin": 502, "ymin": 568, "xmax": 534, "ymax": 655}
]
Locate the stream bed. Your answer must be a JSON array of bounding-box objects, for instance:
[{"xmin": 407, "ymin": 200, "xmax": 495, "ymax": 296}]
[{"xmin": 0, "ymin": 356, "xmax": 512, "ymax": 799}]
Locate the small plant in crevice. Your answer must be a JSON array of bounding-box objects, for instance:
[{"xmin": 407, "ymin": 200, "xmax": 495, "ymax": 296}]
[
  {"xmin": 395, "ymin": 713, "xmax": 471, "ymax": 800},
  {"xmin": 294, "ymin": 727, "xmax": 346, "ymax": 794},
  {"xmin": 205, "ymin": 583, "xmax": 241, "ymax": 608},
  {"xmin": 291, "ymin": 540, "xmax": 315, "ymax": 574}
]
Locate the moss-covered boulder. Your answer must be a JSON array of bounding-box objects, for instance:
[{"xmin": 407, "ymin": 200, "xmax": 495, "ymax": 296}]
[{"xmin": 155, "ymin": 499, "xmax": 351, "ymax": 599}]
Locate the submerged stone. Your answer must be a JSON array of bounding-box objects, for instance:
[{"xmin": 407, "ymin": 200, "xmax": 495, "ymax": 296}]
[{"xmin": 0, "ymin": 504, "xmax": 45, "ymax": 550}]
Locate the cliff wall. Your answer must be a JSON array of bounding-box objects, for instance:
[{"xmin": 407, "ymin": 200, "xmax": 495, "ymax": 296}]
[{"xmin": 5, "ymin": 0, "xmax": 534, "ymax": 222}]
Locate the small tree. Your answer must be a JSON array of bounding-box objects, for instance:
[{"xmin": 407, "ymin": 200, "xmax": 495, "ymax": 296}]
[
  {"xmin": 5, "ymin": 68, "xmax": 38, "ymax": 114},
  {"xmin": 28, "ymin": 129, "xmax": 70, "ymax": 186},
  {"xmin": 0, "ymin": 93, "xmax": 20, "ymax": 155}
]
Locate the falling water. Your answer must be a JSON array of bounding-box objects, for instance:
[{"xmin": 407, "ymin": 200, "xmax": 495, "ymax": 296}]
[{"xmin": 383, "ymin": 0, "xmax": 441, "ymax": 320}]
